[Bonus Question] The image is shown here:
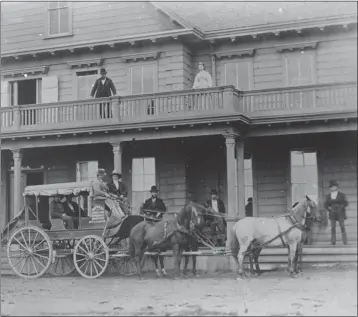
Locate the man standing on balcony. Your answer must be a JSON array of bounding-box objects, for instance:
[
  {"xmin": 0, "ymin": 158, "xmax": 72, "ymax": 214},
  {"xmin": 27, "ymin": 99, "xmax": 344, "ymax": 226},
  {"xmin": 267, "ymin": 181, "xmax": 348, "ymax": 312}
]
[
  {"xmin": 324, "ymin": 180, "xmax": 349, "ymax": 245},
  {"xmin": 91, "ymin": 68, "xmax": 117, "ymax": 119}
]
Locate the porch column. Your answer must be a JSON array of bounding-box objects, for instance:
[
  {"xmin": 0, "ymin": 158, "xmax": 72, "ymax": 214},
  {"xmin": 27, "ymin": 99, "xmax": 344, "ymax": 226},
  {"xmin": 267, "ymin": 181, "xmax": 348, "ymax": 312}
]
[
  {"xmin": 12, "ymin": 149, "xmax": 23, "ymax": 216},
  {"xmin": 111, "ymin": 143, "xmax": 123, "ymax": 173},
  {"xmin": 236, "ymin": 137, "xmax": 246, "ymax": 219},
  {"xmin": 224, "ymin": 133, "xmax": 237, "ymax": 248}
]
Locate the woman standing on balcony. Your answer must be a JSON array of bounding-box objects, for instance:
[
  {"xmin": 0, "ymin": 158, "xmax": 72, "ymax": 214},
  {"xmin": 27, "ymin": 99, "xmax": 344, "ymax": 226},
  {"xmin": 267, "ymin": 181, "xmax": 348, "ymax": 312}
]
[{"xmin": 192, "ymin": 62, "xmax": 213, "ymax": 89}]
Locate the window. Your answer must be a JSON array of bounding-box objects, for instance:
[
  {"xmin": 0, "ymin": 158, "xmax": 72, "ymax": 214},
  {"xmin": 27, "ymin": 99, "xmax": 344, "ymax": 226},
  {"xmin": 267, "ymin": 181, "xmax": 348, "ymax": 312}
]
[
  {"xmin": 130, "ymin": 63, "xmax": 157, "ymax": 94},
  {"xmin": 10, "ymin": 79, "xmax": 42, "ymax": 106},
  {"xmin": 290, "ymin": 150, "xmax": 318, "ymax": 205},
  {"xmin": 132, "ymin": 158, "xmax": 156, "ymax": 212},
  {"xmin": 283, "ymin": 51, "xmax": 315, "ymax": 86},
  {"xmin": 48, "ymin": 1, "xmax": 71, "ymax": 36},
  {"xmin": 76, "ymin": 70, "xmax": 98, "ymax": 100},
  {"xmin": 223, "ymin": 60, "xmax": 253, "ymax": 91},
  {"xmin": 76, "ymin": 161, "xmax": 98, "ymax": 182}
]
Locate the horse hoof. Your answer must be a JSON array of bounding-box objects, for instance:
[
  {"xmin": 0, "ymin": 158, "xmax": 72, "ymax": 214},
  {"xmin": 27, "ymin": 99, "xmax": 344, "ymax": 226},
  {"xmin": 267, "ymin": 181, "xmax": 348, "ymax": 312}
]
[
  {"xmin": 250, "ymin": 271, "xmax": 258, "ymax": 277},
  {"xmin": 236, "ymin": 274, "xmax": 247, "ymax": 281},
  {"xmin": 290, "ymin": 273, "xmax": 298, "ymax": 278}
]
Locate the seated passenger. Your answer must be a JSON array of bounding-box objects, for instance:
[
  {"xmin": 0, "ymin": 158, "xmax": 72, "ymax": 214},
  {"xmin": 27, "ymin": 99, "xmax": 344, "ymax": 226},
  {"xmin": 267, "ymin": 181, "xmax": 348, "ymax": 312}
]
[
  {"xmin": 140, "ymin": 185, "xmax": 167, "ymax": 221},
  {"xmin": 107, "ymin": 170, "xmax": 130, "ymax": 215},
  {"xmin": 49, "ymin": 195, "xmax": 76, "ymax": 229}
]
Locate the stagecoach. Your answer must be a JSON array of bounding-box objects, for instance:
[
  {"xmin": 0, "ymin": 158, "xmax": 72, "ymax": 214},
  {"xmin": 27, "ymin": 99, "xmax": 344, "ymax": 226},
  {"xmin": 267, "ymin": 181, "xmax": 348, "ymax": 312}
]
[{"xmin": 1, "ymin": 181, "xmax": 144, "ymax": 279}]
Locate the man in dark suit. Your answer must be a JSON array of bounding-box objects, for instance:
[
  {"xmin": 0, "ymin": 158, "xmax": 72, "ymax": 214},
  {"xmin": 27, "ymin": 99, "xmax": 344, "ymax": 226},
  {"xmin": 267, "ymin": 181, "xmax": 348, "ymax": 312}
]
[
  {"xmin": 140, "ymin": 186, "xmax": 167, "ymax": 221},
  {"xmin": 90, "ymin": 68, "xmax": 117, "ymax": 119},
  {"xmin": 205, "ymin": 189, "xmax": 226, "ymax": 246},
  {"xmin": 245, "ymin": 197, "xmax": 253, "ymax": 217},
  {"xmin": 50, "ymin": 195, "xmax": 83, "ymax": 229},
  {"xmin": 324, "ymin": 180, "xmax": 349, "ymax": 245}
]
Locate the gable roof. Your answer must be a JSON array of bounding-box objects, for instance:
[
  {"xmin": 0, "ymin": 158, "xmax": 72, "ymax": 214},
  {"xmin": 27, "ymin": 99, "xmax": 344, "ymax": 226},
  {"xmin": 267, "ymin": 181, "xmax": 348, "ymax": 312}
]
[{"xmin": 156, "ymin": 1, "xmax": 357, "ymax": 32}]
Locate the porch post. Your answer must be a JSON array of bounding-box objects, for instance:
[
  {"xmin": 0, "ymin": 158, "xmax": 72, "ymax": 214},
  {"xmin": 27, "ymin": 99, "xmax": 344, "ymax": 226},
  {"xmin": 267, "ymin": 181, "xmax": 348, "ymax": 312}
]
[
  {"xmin": 12, "ymin": 149, "xmax": 23, "ymax": 216},
  {"xmin": 236, "ymin": 137, "xmax": 246, "ymax": 219},
  {"xmin": 224, "ymin": 133, "xmax": 237, "ymax": 248},
  {"xmin": 111, "ymin": 142, "xmax": 123, "ymax": 173}
]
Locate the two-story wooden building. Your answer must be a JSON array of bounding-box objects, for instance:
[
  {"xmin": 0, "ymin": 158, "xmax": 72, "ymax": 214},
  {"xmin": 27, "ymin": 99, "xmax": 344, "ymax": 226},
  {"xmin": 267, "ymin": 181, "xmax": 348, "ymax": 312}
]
[{"xmin": 1, "ymin": 1, "xmax": 357, "ymax": 247}]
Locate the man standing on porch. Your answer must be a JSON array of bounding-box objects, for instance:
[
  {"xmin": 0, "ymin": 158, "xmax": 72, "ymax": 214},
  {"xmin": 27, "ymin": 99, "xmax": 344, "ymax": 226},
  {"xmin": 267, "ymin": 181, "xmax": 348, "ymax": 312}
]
[
  {"xmin": 140, "ymin": 186, "xmax": 167, "ymax": 220},
  {"xmin": 90, "ymin": 68, "xmax": 117, "ymax": 119},
  {"xmin": 205, "ymin": 189, "xmax": 226, "ymax": 246},
  {"xmin": 324, "ymin": 180, "xmax": 349, "ymax": 245}
]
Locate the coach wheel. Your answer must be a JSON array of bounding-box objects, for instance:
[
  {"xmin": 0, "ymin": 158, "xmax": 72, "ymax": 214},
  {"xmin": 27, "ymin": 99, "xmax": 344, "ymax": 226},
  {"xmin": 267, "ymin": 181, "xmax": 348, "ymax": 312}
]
[
  {"xmin": 48, "ymin": 253, "xmax": 76, "ymax": 276},
  {"xmin": 7, "ymin": 226, "xmax": 53, "ymax": 279},
  {"xmin": 73, "ymin": 235, "xmax": 109, "ymax": 279},
  {"xmin": 119, "ymin": 258, "xmax": 137, "ymax": 276}
]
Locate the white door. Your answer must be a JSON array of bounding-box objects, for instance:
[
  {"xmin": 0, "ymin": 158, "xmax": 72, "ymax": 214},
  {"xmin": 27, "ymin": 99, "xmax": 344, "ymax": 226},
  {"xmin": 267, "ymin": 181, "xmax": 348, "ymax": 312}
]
[{"xmin": 76, "ymin": 161, "xmax": 98, "ymax": 182}]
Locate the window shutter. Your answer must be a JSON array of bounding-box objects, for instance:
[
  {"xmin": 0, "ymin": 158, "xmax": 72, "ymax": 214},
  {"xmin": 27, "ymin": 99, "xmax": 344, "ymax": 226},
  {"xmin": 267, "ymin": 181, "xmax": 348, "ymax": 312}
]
[
  {"xmin": 87, "ymin": 161, "xmax": 98, "ymax": 181},
  {"xmin": 1, "ymin": 81, "xmax": 9, "ymax": 108},
  {"xmin": 237, "ymin": 61, "xmax": 252, "ymax": 91},
  {"xmin": 41, "ymin": 76, "xmax": 58, "ymax": 103},
  {"xmin": 298, "ymin": 54, "xmax": 314, "ymax": 85},
  {"xmin": 224, "ymin": 62, "xmax": 237, "ymax": 87},
  {"xmin": 285, "ymin": 56, "xmax": 300, "ymax": 86}
]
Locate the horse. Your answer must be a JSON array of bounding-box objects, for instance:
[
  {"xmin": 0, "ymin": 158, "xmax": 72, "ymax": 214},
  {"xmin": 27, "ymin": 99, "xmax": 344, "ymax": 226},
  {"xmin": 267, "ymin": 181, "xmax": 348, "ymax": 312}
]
[
  {"xmin": 242, "ymin": 203, "xmax": 328, "ymax": 277},
  {"xmin": 128, "ymin": 201, "xmax": 205, "ymax": 278},
  {"xmin": 230, "ymin": 195, "xmax": 318, "ymax": 279}
]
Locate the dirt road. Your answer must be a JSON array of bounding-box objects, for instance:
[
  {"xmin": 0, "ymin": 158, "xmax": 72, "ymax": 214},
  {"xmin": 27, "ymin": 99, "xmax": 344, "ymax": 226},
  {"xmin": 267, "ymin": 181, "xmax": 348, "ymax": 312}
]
[{"xmin": 1, "ymin": 265, "xmax": 357, "ymax": 316}]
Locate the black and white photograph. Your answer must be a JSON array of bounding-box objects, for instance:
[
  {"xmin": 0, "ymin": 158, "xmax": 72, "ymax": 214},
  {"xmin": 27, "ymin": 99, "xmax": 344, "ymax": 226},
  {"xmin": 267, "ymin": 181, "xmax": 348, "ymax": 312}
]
[{"xmin": 0, "ymin": 0, "xmax": 357, "ymax": 316}]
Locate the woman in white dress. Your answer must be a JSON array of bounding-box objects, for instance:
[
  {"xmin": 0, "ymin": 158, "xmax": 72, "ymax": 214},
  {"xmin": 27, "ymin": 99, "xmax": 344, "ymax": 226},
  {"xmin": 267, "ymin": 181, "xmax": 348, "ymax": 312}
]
[{"xmin": 192, "ymin": 62, "xmax": 213, "ymax": 89}]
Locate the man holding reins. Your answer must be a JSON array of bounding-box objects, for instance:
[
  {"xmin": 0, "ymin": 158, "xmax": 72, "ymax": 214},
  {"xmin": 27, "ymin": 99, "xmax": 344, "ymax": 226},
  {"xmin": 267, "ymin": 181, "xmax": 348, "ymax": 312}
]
[{"xmin": 140, "ymin": 185, "xmax": 167, "ymax": 221}]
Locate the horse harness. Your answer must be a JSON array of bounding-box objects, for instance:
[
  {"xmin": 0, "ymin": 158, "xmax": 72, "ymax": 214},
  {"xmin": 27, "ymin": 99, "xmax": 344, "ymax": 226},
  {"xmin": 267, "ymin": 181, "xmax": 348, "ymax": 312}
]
[{"xmin": 151, "ymin": 220, "xmax": 192, "ymax": 248}]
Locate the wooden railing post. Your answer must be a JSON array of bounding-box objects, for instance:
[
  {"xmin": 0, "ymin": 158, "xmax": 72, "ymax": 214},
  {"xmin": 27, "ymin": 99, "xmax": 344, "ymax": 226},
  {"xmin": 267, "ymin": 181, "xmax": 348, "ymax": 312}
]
[
  {"xmin": 111, "ymin": 97, "xmax": 120, "ymax": 122},
  {"xmin": 223, "ymin": 86, "xmax": 236, "ymax": 113},
  {"xmin": 13, "ymin": 106, "xmax": 21, "ymax": 129}
]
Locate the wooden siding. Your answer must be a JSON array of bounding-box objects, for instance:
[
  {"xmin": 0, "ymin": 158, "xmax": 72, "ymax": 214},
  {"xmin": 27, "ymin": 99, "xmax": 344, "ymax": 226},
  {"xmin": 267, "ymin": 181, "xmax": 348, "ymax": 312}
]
[
  {"xmin": 1, "ymin": 42, "xmax": 192, "ymax": 104},
  {"xmin": 211, "ymin": 30, "xmax": 357, "ymax": 90},
  {"xmin": 1, "ymin": 1, "xmax": 181, "ymax": 53}
]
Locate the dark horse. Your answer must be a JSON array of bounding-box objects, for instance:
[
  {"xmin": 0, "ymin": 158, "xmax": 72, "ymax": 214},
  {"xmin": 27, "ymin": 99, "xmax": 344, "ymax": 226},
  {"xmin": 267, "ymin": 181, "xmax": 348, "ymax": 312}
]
[{"xmin": 128, "ymin": 201, "xmax": 205, "ymax": 278}]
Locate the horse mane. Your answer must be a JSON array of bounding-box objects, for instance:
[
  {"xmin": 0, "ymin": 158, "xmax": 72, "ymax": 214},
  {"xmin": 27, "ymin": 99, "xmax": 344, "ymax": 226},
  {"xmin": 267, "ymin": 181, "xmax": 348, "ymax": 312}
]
[{"xmin": 176, "ymin": 201, "xmax": 204, "ymax": 227}]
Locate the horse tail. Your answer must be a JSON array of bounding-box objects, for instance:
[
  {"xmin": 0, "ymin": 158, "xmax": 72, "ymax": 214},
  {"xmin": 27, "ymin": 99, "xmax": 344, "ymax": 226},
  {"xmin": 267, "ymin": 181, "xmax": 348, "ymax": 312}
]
[{"xmin": 229, "ymin": 223, "xmax": 240, "ymax": 259}]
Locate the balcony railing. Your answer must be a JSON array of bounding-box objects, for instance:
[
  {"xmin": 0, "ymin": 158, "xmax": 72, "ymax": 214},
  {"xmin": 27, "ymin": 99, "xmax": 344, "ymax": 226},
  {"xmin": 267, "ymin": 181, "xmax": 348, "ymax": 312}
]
[{"xmin": 1, "ymin": 82, "xmax": 356, "ymax": 134}]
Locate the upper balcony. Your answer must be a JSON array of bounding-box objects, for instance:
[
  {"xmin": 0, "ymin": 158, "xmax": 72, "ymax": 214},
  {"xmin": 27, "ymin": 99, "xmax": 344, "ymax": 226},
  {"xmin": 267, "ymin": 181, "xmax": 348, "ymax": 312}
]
[{"xmin": 1, "ymin": 82, "xmax": 356, "ymax": 137}]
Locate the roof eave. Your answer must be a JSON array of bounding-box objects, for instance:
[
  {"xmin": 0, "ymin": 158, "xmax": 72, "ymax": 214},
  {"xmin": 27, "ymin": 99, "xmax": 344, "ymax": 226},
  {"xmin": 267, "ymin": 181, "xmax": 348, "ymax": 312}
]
[
  {"xmin": 1, "ymin": 29, "xmax": 197, "ymax": 59},
  {"xmin": 203, "ymin": 14, "xmax": 357, "ymax": 40}
]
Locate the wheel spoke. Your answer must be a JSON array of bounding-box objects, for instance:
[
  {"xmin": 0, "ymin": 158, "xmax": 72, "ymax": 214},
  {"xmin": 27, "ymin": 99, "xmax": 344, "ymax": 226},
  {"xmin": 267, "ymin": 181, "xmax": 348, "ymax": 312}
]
[
  {"xmin": 13, "ymin": 237, "xmax": 27, "ymax": 251},
  {"xmin": 32, "ymin": 252, "xmax": 50, "ymax": 261},
  {"xmin": 94, "ymin": 251, "xmax": 106, "ymax": 257},
  {"xmin": 78, "ymin": 258, "xmax": 89, "ymax": 270},
  {"xmin": 30, "ymin": 256, "xmax": 39, "ymax": 276},
  {"xmin": 83, "ymin": 240, "xmax": 90, "ymax": 252},
  {"xmin": 90, "ymin": 261, "xmax": 93, "ymax": 276},
  {"xmin": 93, "ymin": 258, "xmax": 105, "ymax": 271},
  {"xmin": 33, "ymin": 247, "xmax": 50, "ymax": 253},
  {"xmin": 32, "ymin": 255, "xmax": 46, "ymax": 269},
  {"xmin": 93, "ymin": 244, "xmax": 103, "ymax": 254},
  {"xmin": 93, "ymin": 257, "xmax": 107, "ymax": 262},
  {"xmin": 20, "ymin": 257, "xmax": 28, "ymax": 273},
  {"xmin": 31, "ymin": 231, "xmax": 39, "ymax": 248},
  {"xmin": 20, "ymin": 231, "xmax": 29, "ymax": 249},
  {"xmin": 92, "ymin": 260, "xmax": 100, "ymax": 276},
  {"xmin": 76, "ymin": 256, "xmax": 87, "ymax": 263},
  {"xmin": 32, "ymin": 239, "xmax": 46, "ymax": 250},
  {"xmin": 11, "ymin": 255, "xmax": 27, "ymax": 268},
  {"xmin": 84, "ymin": 261, "xmax": 90, "ymax": 274},
  {"xmin": 78, "ymin": 245, "xmax": 88, "ymax": 254}
]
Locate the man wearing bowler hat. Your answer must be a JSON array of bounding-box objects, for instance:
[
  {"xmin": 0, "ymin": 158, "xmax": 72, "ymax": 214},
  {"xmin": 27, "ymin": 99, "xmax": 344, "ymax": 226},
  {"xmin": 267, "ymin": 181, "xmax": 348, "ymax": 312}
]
[
  {"xmin": 204, "ymin": 189, "xmax": 226, "ymax": 246},
  {"xmin": 140, "ymin": 185, "xmax": 167, "ymax": 221},
  {"xmin": 324, "ymin": 180, "xmax": 349, "ymax": 245},
  {"xmin": 90, "ymin": 68, "xmax": 117, "ymax": 119}
]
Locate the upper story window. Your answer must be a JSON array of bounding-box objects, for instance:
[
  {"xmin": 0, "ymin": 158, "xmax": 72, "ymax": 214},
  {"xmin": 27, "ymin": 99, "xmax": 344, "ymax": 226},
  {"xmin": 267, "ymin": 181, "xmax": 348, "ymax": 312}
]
[
  {"xmin": 129, "ymin": 63, "xmax": 158, "ymax": 94},
  {"xmin": 223, "ymin": 60, "xmax": 253, "ymax": 91},
  {"xmin": 76, "ymin": 70, "xmax": 99, "ymax": 100},
  {"xmin": 48, "ymin": 1, "xmax": 72, "ymax": 37},
  {"xmin": 283, "ymin": 51, "xmax": 316, "ymax": 86},
  {"xmin": 9, "ymin": 79, "xmax": 42, "ymax": 106}
]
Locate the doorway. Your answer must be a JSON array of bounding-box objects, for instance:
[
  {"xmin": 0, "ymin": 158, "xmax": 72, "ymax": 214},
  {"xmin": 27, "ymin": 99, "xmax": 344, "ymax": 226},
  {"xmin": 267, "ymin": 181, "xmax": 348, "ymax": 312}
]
[{"xmin": 26, "ymin": 171, "xmax": 44, "ymax": 186}]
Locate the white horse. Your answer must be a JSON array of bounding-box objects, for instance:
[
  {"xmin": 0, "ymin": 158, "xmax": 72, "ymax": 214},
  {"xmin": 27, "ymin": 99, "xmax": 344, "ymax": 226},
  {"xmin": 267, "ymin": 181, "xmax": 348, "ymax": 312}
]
[{"xmin": 230, "ymin": 195, "xmax": 317, "ymax": 279}]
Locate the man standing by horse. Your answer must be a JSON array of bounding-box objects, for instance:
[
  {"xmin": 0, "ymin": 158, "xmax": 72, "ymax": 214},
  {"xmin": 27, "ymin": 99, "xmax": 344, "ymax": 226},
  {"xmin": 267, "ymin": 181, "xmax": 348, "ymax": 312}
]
[
  {"xmin": 324, "ymin": 180, "xmax": 349, "ymax": 245},
  {"xmin": 204, "ymin": 189, "xmax": 226, "ymax": 246},
  {"xmin": 90, "ymin": 68, "xmax": 117, "ymax": 119}
]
